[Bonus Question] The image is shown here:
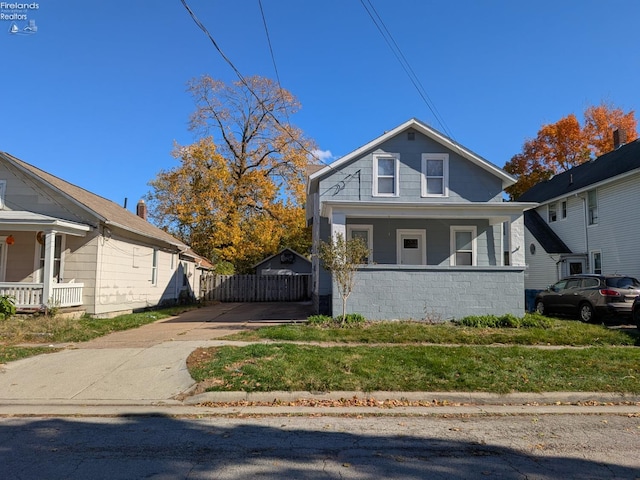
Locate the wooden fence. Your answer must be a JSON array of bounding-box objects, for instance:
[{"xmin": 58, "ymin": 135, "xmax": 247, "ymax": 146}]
[{"xmin": 201, "ymin": 274, "xmax": 311, "ymax": 302}]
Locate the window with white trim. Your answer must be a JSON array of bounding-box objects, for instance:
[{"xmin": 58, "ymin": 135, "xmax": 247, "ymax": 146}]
[
  {"xmin": 347, "ymin": 224, "xmax": 373, "ymax": 264},
  {"xmin": 373, "ymin": 154, "xmax": 399, "ymax": 196},
  {"xmin": 450, "ymin": 226, "xmax": 477, "ymax": 266},
  {"xmin": 38, "ymin": 233, "xmax": 64, "ymax": 282},
  {"xmin": 591, "ymin": 251, "xmax": 602, "ymax": 274},
  {"xmin": 151, "ymin": 249, "xmax": 158, "ymax": 285},
  {"xmin": 421, "ymin": 153, "xmax": 449, "ymax": 197},
  {"xmin": 560, "ymin": 200, "xmax": 567, "ymax": 220},
  {"xmin": 548, "ymin": 202, "xmax": 557, "ymax": 223},
  {"xmin": 587, "ymin": 189, "xmax": 598, "ymax": 225}
]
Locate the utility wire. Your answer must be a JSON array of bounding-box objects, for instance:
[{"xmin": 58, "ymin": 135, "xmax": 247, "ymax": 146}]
[
  {"xmin": 180, "ymin": 0, "xmax": 327, "ymax": 167},
  {"xmin": 359, "ymin": 0, "xmax": 454, "ymax": 140},
  {"xmin": 258, "ymin": 0, "xmax": 290, "ymax": 124}
]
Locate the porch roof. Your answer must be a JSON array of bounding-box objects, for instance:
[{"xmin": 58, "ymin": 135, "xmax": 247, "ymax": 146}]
[
  {"xmin": 322, "ymin": 200, "xmax": 537, "ymax": 224},
  {"xmin": 0, "ymin": 210, "xmax": 91, "ymax": 236}
]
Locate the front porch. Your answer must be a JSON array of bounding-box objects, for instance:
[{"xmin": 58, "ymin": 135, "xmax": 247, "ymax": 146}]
[
  {"xmin": 0, "ymin": 210, "xmax": 91, "ymax": 312},
  {"xmin": 0, "ymin": 282, "xmax": 84, "ymax": 310}
]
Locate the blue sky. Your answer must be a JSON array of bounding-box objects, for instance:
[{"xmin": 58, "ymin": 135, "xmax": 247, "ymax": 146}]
[{"xmin": 2, "ymin": 1, "xmax": 638, "ymax": 213}]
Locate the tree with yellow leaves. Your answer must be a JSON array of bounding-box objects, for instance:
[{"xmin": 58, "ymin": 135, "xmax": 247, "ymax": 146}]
[
  {"xmin": 505, "ymin": 102, "xmax": 637, "ymax": 200},
  {"xmin": 148, "ymin": 76, "xmax": 319, "ymax": 272}
]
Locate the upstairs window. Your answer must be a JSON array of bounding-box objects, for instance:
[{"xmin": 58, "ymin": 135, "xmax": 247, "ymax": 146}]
[
  {"xmin": 561, "ymin": 200, "xmax": 567, "ymax": 219},
  {"xmin": 373, "ymin": 154, "xmax": 399, "ymax": 196},
  {"xmin": 421, "ymin": 153, "xmax": 449, "ymax": 197},
  {"xmin": 587, "ymin": 190, "xmax": 598, "ymax": 225},
  {"xmin": 548, "ymin": 202, "xmax": 557, "ymax": 223}
]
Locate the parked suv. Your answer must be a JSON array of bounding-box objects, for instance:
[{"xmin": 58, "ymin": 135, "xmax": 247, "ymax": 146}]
[{"xmin": 535, "ymin": 274, "xmax": 640, "ymax": 322}]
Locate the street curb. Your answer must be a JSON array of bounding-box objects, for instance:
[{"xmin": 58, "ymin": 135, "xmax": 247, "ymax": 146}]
[{"xmin": 183, "ymin": 391, "xmax": 640, "ymax": 406}]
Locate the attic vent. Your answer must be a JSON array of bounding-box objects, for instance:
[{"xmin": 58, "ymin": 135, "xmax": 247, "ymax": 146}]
[{"xmin": 407, "ymin": 131, "xmax": 415, "ymax": 141}]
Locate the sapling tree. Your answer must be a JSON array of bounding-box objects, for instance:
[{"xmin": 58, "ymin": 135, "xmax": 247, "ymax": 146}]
[{"xmin": 318, "ymin": 233, "xmax": 369, "ymax": 324}]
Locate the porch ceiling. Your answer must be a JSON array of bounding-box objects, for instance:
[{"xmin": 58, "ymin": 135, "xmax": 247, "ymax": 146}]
[
  {"xmin": 322, "ymin": 200, "xmax": 538, "ymax": 224},
  {"xmin": 0, "ymin": 210, "xmax": 91, "ymax": 236}
]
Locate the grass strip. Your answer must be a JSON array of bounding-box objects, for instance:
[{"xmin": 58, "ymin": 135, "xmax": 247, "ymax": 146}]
[
  {"xmin": 0, "ymin": 345, "xmax": 58, "ymax": 364},
  {"xmin": 189, "ymin": 343, "xmax": 640, "ymax": 394},
  {"xmin": 225, "ymin": 319, "xmax": 639, "ymax": 346}
]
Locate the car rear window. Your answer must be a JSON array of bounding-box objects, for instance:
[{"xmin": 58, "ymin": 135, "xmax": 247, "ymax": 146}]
[{"xmin": 605, "ymin": 277, "xmax": 640, "ymax": 289}]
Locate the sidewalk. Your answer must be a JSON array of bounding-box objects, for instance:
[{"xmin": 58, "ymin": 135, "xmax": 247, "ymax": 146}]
[{"xmin": 1, "ymin": 302, "xmax": 639, "ymax": 417}]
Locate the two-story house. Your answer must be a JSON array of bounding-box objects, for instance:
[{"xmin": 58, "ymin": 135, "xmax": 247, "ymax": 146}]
[
  {"xmin": 306, "ymin": 118, "xmax": 535, "ymax": 321},
  {"xmin": 518, "ymin": 136, "xmax": 640, "ymax": 290}
]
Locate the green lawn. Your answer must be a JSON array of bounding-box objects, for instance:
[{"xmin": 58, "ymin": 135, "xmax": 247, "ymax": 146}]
[
  {"xmin": 188, "ymin": 343, "xmax": 640, "ymax": 394},
  {"xmin": 0, "ymin": 305, "xmax": 200, "ymax": 364},
  {"xmin": 226, "ymin": 318, "xmax": 639, "ymax": 346},
  {"xmin": 189, "ymin": 318, "xmax": 640, "ymax": 394}
]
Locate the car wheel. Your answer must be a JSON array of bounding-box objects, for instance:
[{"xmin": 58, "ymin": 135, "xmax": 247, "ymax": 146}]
[
  {"xmin": 535, "ymin": 300, "xmax": 545, "ymax": 316},
  {"xmin": 579, "ymin": 303, "xmax": 595, "ymax": 323}
]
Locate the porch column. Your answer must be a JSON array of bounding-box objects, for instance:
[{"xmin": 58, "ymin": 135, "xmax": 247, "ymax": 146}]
[
  {"xmin": 330, "ymin": 212, "xmax": 346, "ymax": 241},
  {"xmin": 509, "ymin": 214, "xmax": 525, "ymax": 266},
  {"xmin": 42, "ymin": 230, "xmax": 56, "ymax": 307}
]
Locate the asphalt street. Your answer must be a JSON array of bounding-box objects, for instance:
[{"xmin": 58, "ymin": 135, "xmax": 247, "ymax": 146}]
[{"xmin": 1, "ymin": 414, "xmax": 639, "ymax": 479}]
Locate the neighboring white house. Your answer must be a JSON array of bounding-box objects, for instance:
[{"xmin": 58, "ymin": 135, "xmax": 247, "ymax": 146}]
[
  {"xmin": 0, "ymin": 152, "xmax": 211, "ymax": 317},
  {"xmin": 306, "ymin": 118, "xmax": 536, "ymax": 321},
  {"xmin": 518, "ymin": 136, "xmax": 640, "ymax": 290}
]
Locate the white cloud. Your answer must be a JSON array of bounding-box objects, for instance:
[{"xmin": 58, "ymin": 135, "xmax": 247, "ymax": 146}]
[{"xmin": 311, "ymin": 149, "xmax": 334, "ymax": 163}]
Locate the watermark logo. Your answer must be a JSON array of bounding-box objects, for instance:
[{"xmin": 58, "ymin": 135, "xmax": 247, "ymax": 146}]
[{"xmin": 1, "ymin": 2, "xmax": 39, "ymax": 35}]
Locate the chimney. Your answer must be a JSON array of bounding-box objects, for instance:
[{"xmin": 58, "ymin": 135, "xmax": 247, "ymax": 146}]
[
  {"xmin": 136, "ymin": 199, "xmax": 147, "ymax": 220},
  {"xmin": 613, "ymin": 128, "xmax": 627, "ymax": 150}
]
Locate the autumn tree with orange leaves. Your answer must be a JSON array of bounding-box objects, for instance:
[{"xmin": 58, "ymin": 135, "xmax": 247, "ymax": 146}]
[
  {"xmin": 147, "ymin": 76, "xmax": 319, "ymax": 273},
  {"xmin": 505, "ymin": 103, "xmax": 637, "ymax": 200}
]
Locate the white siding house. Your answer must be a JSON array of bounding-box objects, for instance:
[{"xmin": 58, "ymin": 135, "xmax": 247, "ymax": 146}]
[
  {"xmin": 519, "ymin": 137, "xmax": 640, "ymax": 290},
  {"xmin": 0, "ymin": 152, "xmax": 211, "ymax": 317}
]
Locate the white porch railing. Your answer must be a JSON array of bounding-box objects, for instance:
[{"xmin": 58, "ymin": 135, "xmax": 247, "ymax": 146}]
[{"xmin": 0, "ymin": 282, "xmax": 84, "ymax": 310}]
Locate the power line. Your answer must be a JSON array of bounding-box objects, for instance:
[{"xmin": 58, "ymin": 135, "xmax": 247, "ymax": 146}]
[
  {"xmin": 359, "ymin": 0, "xmax": 454, "ymax": 140},
  {"xmin": 179, "ymin": 0, "xmax": 327, "ymax": 167},
  {"xmin": 257, "ymin": 0, "xmax": 290, "ymax": 124}
]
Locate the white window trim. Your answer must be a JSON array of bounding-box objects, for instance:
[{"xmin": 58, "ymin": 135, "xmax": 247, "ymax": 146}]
[
  {"xmin": 35, "ymin": 233, "xmax": 65, "ymax": 282},
  {"xmin": 421, "ymin": 153, "xmax": 449, "ymax": 197},
  {"xmin": 372, "ymin": 153, "xmax": 399, "ymax": 197},
  {"xmin": 548, "ymin": 202, "xmax": 557, "ymax": 223},
  {"xmin": 346, "ymin": 224, "xmax": 373, "ymax": 264},
  {"xmin": 590, "ymin": 250, "xmax": 602, "ymax": 274},
  {"xmin": 151, "ymin": 248, "xmax": 158, "ymax": 286},
  {"xmin": 560, "ymin": 199, "xmax": 567, "ymax": 220},
  {"xmin": 587, "ymin": 189, "xmax": 598, "ymax": 226},
  {"xmin": 396, "ymin": 229, "xmax": 427, "ymax": 265},
  {"xmin": 450, "ymin": 226, "xmax": 477, "ymax": 266}
]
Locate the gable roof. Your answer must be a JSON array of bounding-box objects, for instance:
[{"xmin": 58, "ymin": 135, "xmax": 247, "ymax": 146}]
[
  {"xmin": 524, "ymin": 210, "xmax": 571, "ymax": 254},
  {"xmin": 252, "ymin": 248, "xmax": 311, "ymax": 268},
  {"xmin": 309, "ymin": 118, "xmax": 516, "ymax": 189},
  {"xmin": 0, "ymin": 152, "xmax": 188, "ymax": 250},
  {"xmin": 518, "ymin": 139, "xmax": 640, "ymax": 203}
]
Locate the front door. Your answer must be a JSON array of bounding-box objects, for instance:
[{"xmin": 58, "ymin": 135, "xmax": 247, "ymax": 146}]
[{"xmin": 397, "ymin": 230, "xmax": 426, "ymax": 265}]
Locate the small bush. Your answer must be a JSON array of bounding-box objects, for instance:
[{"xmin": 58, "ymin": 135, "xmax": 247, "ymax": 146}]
[
  {"xmin": 0, "ymin": 295, "xmax": 16, "ymax": 321},
  {"xmin": 306, "ymin": 313, "xmax": 366, "ymax": 328},
  {"xmin": 457, "ymin": 313, "xmax": 553, "ymax": 329},
  {"xmin": 340, "ymin": 313, "xmax": 366, "ymax": 327}
]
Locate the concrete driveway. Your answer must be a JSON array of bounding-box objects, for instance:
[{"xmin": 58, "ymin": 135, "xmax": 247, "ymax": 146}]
[{"xmin": 0, "ymin": 302, "xmax": 314, "ymax": 403}]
